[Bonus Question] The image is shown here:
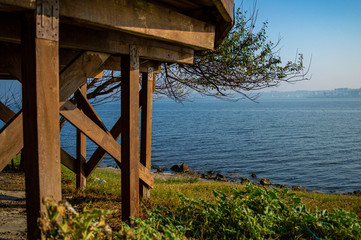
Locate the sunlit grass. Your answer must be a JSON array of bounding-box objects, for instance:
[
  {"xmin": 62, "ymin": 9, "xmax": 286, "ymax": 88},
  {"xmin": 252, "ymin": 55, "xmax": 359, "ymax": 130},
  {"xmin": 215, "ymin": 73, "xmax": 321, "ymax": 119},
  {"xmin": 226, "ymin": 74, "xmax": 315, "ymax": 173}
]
[{"xmin": 61, "ymin": 167, "xmax": 361, "ymax": 217}]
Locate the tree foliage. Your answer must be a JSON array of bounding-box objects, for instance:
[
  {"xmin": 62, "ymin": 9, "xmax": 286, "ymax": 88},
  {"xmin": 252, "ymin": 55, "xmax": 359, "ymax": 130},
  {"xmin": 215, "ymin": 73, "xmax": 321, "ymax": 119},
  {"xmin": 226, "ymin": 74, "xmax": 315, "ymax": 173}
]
[
  {"xmin": 157, "ymin": 7, "xmax": 309, "ymax": 102},
  {"xmin": 86, "ymin": 6, "xmax": 310, "ymax": 104}
]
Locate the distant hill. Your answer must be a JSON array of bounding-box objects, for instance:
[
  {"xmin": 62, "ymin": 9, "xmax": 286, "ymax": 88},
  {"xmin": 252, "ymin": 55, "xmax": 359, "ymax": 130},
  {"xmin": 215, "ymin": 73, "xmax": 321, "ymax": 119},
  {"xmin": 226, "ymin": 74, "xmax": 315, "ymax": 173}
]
[{"xmin": 260, "ymin": 88, "xmax": 361, "ymax": 99}]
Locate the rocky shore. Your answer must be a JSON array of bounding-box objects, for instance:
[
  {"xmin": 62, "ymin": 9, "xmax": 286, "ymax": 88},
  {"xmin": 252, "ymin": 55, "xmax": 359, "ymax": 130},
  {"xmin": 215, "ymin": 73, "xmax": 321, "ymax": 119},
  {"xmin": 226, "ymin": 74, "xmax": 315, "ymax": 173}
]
[{"xmin": 148, "ymin": 163, "xmax": 361, "ymax": 196}]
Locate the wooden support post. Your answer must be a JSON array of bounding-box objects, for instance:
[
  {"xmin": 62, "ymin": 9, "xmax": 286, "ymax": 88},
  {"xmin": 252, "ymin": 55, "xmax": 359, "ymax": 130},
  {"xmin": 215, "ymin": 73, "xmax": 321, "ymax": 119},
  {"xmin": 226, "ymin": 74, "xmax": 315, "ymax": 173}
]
[
  {"xmin": 76, "ymin": 129, "xmax": 86, "ymax": 189},
  {"xmin": 121, "ymin": 45, "xmax": 140, "ymax": 222},
  {"xmin": 76, "ymin": 84, "xmax": 87, "ymax": 189},
  {"xmin": 139, "ymin": 67, "xmax": 154, "ymax": 199},
  {"xmin": 21, "ymin": 1, "xmax": 61, "ymax": 239}
]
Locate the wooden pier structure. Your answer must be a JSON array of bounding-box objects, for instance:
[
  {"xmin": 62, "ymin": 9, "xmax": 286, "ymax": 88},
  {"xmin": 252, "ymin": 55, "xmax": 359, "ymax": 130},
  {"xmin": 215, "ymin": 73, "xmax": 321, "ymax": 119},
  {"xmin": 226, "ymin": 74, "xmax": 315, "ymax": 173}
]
[{"xmin": 0, "ymin": 0, "xmax": 234, "ymax": 238}]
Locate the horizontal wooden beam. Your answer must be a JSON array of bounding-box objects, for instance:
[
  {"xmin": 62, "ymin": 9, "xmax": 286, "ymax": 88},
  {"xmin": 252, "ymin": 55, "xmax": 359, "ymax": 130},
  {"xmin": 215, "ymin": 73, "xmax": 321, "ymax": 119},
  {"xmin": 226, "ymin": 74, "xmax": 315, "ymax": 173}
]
[
  {"xmin": 60, "ymin": 0, "xmax": 215, "ymax": 50},
  {"xmin": 213, "ymin": 0, "xmax": 234, "ymax": 22},
  {"xmin": 100, "ymin": 56, "xmax": 162, "ymax": 73},
  {"xmin": 0, "ymin": 0, "xmax": 215, "ymax": 49},
  {"xmin": 60, "ymin": 24, "xmax": 194, "ymax": 64},
  {"xmin": 0, "ymin": 44, "xmax": 108, "ymax": 98},
  {"xmin": 0, "ymin": 12, "xmax": 194, "ymax": 64}
]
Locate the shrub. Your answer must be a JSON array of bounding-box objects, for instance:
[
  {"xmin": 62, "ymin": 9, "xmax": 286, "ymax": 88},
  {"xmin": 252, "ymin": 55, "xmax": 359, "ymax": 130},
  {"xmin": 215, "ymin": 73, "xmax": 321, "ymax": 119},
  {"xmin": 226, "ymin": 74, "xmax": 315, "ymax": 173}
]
[{"xmin": 39, "ymin": 184, "xmax": 361, "ymax": 239}]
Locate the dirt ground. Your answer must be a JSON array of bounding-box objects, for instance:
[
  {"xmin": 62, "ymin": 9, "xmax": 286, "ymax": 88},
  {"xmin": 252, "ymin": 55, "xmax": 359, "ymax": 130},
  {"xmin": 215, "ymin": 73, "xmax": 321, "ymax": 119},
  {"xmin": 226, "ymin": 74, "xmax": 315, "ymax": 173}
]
[
  {"xmin": 0, "ymin": 168, "xmax": 200, "ymax": 239},
  {"xmin": 0, "ymin": 171, "xmax": 27, "ymax": 240}
]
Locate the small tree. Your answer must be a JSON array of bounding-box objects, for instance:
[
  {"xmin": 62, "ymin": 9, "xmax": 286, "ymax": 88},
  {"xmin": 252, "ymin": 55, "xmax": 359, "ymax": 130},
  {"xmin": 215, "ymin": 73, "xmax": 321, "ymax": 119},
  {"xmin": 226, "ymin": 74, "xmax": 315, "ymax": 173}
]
[{"xmin": 86, "ymin": 6, "xmax": 309, "ymax": 104}]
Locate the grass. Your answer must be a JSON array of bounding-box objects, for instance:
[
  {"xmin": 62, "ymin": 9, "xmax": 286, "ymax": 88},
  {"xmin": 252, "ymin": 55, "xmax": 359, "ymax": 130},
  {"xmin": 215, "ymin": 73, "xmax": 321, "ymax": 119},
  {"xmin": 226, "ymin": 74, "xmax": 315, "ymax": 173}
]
[
  {"xmin": 4, "ymin": 161, "xmax": 361, "ymax": 235},
  {"xmin": 60, "ymin": 166, "xmax": 361, "ymax": 225}
]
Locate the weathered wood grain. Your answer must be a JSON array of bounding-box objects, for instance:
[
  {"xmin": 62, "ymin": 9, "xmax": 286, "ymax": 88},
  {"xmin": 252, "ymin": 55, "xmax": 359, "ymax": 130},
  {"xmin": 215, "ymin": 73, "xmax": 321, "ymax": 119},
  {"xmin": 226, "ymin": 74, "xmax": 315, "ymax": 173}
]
[
  {"xmin": 85, "ymin": 116, "xmax": 122, "ymax": 177},
  {"xmin": 85, "ymin": 88, "xmax": 143, "ymax": 177},
  {"xmin": 61, "ymin": 148, "xmax": 77, "ymax": 173},
  {"xmin": 76, "ymin": 84, "xmax": 87, "ymax": 189},
  {"xmin": 60, "ymin": 101, "xmax": 120, "ymax": 161},
  {"xmin": 59, "ymin": 52, "xmax": 110, "ymax": 102},
  {"xmin": 0, "ymin": 111, "xmax": 23, "ymax": 171},
  {"xmin": 59, "ymin": 0, "xmax": 215, "ymax": 50},
  {"xmin": 121, "ymin": 45, "xmax": 140, "ymax": 222},
  {"xmin": 74, "ymin": 87, "xmax": 110, "ymax": 134},
  {"xmin": 139, "ymin": 68, "xmax": 154, "ymax": 199},
  {"xmin": 0, "ymin": 13, "xmax": 194, "ymax": 64},
  {"xmin": 21, "ymin": 5, "xmax": 61, "ymax": 238}
]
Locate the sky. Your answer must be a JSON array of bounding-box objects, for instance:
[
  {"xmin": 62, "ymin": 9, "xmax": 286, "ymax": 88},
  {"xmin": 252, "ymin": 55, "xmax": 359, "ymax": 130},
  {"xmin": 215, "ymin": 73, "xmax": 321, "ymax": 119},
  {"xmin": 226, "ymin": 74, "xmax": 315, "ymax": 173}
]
[
  {"xmin": 1, "ymin": 1, "xmax": 360, "ymax": 94},
  {"xmin": 237, "ymin": 0, "xmax": 361, "ymax": 91}
]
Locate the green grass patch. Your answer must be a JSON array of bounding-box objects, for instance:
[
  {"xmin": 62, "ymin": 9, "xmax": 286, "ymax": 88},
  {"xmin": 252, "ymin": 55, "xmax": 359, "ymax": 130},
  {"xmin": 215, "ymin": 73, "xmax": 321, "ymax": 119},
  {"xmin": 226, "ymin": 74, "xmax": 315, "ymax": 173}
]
[
  {"xmin": 154, "ymin": 177, "xmax": 201, "ymax": 185},
  {"xmin": 48, "ymin": 179, "xmax": 361, "ymax": 240},
  {"xmin": 62, "ymin": 166, "xmax": 122, "ymax": 197},
  {"xmin": 61, "ymin": 167, "xmax": 361, "ymax": 216}
]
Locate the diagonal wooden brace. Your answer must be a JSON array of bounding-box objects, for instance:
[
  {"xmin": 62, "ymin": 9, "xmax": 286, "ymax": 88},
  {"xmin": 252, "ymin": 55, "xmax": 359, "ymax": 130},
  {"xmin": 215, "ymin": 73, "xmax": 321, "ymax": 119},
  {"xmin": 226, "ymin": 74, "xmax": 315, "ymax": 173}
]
[
  {"xmin": 85, "ymin": 88, "xmax": 144, "ymax": 177},
  {"xmin": 0, "ymin": 103, "xmax": 76, "ymax": 176},
  {"xmin": 60, "ymin": 100, "xmax": 153, "ymax": 188},
  {"xmin": 74, "ymin": 87, "xmax": 110, "ymax": 134},
  {"xmin": 0, "ymin": 51, "xmax": 110, "ymax": 171}
]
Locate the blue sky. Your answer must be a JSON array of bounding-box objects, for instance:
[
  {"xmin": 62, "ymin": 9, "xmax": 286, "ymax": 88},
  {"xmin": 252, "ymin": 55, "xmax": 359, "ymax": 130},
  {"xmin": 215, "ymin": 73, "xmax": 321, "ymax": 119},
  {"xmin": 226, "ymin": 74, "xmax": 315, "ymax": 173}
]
[
  {"xmin": 1, "ymin": 2, "xmax": 360, "ymax": 94},
  {"xmin": 237, "ymin": 0, "xmax": 361, "ymax": 91}
]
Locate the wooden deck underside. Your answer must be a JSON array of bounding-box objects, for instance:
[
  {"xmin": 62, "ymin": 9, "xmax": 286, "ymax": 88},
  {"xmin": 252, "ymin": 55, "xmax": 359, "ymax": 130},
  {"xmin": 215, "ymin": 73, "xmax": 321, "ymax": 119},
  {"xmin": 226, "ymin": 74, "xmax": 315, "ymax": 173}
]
[{"xmin": 0, "ymin": 0, "xmax": 234, "ymax": 238}]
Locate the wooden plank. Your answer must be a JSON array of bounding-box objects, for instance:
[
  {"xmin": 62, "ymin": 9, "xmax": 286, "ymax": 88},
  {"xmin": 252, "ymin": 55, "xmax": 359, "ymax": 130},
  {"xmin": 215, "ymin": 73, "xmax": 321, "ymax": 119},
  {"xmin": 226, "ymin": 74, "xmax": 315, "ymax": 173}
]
[
  {"xmin": 76, "ymin": 129, "xmax": 87, "ymax": 189},
  {"xmin": 21, "ymin": 3, "xmax": 61, "ymax": 238},
  {"xmin": 0, "ymin": 0, "xmax": 216, "ymax": 49},
  {"xmin": 74, "ymin": 87, "xmax": 110, "ymax": 134},
  {"xmin": 85, "ymin": 88, "xmax": 144, "ymax": 178},
  {"xmin": 98, "ymin": 56, "xmax": 162, "ymax": 73},
  {"xmin": 0, "ymin": 109, "xmax": 78, "ymax": 174},
  {"xmin": 139, "ymin": 68, "xmax": 154, "ymax": 199},
  {"xmin": 59, "ymin": 51, "xmax": 110, "ymax": 101},
  {"xmin": 61, "ymin": 149, "xmax": 76, "ymax": 173},
  {"xmin": 85, "ymin": 116, "xmax": 122, "ymax": 177},
  {"xmin": 0, "ymin": 105, "xmax": 154, "ymax": 188},
  {"xmin": 139, "ymin": 162, "xmax": 154, "ymax": 189},
  {"xmin": 60, "ymin": 24, "xmax": 194, "ymax": 64},
  {"xmin": 76, "ymin": 84, "xmax": 87, "ymax": 189},
  {"xmin": 0, "ymin": 42, "xmax": 110, "ymax": 98},
  {"xmin": 60, "ymin": 101, "xmax": 121, "ymax": 161},
  {"xmin": 60, "ymin": 100, "xmax": 153, "ymax": 188},
  {"xmin": 59, "ymin": 0, "xmax": 215, "ymax": 50},
  {"xmin": 0, "ymin": 13, "xmax": 194, "ymax": 64},
  {"xmin": 0, "ymin": 49, "xmax": 108, "ymax": 171},
  {"xmin": 0, "ymin": 111, "xmax": 23, "ymax": 171},
  {"xmin": 121, "ymin": 45, "xmax": 140, "ymax": 222},
  {"xmin": 213, "ymin": 0, "xmax": 234, "ymax": 22},
  {"xmin": 0, "ymin": 0, "xmax": 35, "ymax": 10},
  {"xmin": 0, "ymin": 101, "xmax": 16, "ymax": 123}
]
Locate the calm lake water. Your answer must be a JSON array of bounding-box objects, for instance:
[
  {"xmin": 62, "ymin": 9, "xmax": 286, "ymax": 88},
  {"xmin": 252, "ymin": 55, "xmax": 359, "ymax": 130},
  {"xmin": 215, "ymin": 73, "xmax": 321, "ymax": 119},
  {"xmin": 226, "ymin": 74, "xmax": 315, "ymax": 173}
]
[{"xmin": 60, "ymin": 98, "xmax": 361, "ymax": 193}]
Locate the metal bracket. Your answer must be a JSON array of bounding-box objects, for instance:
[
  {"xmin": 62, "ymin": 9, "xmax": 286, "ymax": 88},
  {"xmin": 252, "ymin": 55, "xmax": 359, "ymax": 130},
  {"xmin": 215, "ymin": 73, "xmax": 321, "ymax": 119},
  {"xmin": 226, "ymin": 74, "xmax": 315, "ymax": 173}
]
[{"xmin": 36, "ymin": 0, "xmax": 59, "ymax": 41}]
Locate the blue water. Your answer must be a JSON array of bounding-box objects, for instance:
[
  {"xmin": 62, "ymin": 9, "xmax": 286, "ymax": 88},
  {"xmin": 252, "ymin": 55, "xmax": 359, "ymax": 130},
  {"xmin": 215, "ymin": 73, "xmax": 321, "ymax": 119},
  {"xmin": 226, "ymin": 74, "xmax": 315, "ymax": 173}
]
[{"xmin": 60, "ymin": 98, "xmax": 361, "ymax": 193}]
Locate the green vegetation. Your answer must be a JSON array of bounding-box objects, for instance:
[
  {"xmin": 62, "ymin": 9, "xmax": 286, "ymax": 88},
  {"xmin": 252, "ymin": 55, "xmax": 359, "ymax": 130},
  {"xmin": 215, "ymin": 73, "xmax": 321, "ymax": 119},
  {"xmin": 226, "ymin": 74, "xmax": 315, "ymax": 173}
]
[{"xmin": 54, "ymin": 167, "xmax": 361, "ymax": 239}]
